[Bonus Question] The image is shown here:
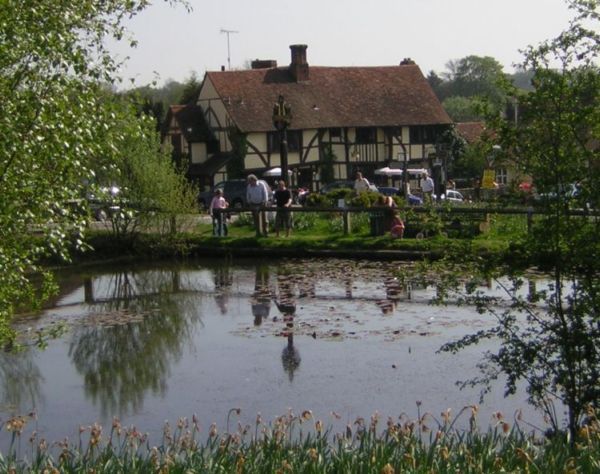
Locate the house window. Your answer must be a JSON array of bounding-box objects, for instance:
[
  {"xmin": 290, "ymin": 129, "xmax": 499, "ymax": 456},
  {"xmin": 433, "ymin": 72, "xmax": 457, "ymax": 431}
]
[
  {"xmin": 355, "ymin": 127, "xmax": 377, "ymax": 144},
  {"xmin": 329, "ymin": 128, "xmax": 342, "ymax": 141},
  {"xmin": 207, "ymin": 140, "xmax": 219, "ymax": 154},
  {"xmin": 267, "ymin": 132, "xmax": 280, "ymax": 153},
  {"xmin": 287, "ymin": 130, "xmax": 302, "ymax": 152},
  {"xmin": 268, "ymin": 131, "xmax": 301, "ymax": 153},
  {"xmin": 495, "ymin": 167, "xmax": 508, "ymax": 185},
  {"xmin": 410, "ymin": 126, "xmax": 439, "ymax": 144}
]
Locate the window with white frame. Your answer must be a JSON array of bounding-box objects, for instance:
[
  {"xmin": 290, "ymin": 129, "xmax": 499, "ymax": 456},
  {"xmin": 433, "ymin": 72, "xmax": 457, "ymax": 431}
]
[{"xmin": 495, "ymin": 167, "xmax": 508, "ymax": 185}]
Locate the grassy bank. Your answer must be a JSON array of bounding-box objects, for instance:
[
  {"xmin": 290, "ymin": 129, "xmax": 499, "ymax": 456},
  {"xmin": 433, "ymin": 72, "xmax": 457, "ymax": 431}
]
[{"xmin": 63, "ymin": 210, "xmax": 525, "ymax": 266}]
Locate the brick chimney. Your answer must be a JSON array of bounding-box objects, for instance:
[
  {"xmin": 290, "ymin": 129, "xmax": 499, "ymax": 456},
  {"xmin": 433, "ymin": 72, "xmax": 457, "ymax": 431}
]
[{"xmin": 289, "ymin": 44, "xmax": 309, "ymax": 82}]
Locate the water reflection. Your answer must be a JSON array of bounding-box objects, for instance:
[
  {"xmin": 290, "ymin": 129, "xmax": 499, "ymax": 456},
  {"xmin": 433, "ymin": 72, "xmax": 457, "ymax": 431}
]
[
  {"xmin": 69, "ymin": 268, "xmax": 203, "ymax": 418},
  {"xmin": 0, "ymin": 351, "xmax": 43, "ymax": 413},
  {"xmin": 275, "ymin": 271, "xmax": 300, "ymax": 381},
  {"xmin": 2, "ymin": 258, "xmax": 551, "ymax": 445},
  {"xmin": 213, "ymin": 264, "xmax": 232, "ymax": 315},
  {"xmin": 251, "ymin": 265, "xmax": 271, "ymax": 326}
]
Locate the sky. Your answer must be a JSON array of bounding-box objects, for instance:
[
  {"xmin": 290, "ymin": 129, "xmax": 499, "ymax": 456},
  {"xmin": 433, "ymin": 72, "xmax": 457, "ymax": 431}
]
[{"xmin": 108, "ymin": 0, "xmax": 573, "ymax": 88}]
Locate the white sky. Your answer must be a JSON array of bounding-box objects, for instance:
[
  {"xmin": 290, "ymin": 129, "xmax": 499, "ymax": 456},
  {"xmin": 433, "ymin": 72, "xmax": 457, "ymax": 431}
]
[{"xmin": 109, "ymin": 0, "xmax": 573, "ymax": 88}]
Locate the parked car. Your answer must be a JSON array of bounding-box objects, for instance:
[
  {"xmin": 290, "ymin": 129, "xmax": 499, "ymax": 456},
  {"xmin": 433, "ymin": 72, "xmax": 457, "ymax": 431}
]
[
  {"xmin": 320, "ymin": 180, "xmax": 378, "ymax": 194},
  {"xmin": 199, "ymin": 179, "xmax": 273, "ymax": 209},
  {"xmin": 377, "ymin": 186, "xmax": 423, "ymax": 205},
  {"xmin": 432, "ymin": 189, "xmax": 465, "ymax": 203},
  {"xmin": 87, "ymin": 185, "xmax": 121, "ymax": 221},
  {"xmin": 443, "ymin": 189, "xmax": 465, "ymax": 203}
]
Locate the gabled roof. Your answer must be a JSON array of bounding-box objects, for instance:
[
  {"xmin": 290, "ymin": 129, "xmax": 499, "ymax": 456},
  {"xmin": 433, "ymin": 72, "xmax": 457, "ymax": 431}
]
[
  {"xmin": 164, "ymin": 104, "xmax": 215, "ymax": 142},
  {"xmin": 205, "ymin": 64, "xmax": 452, "ymax": 133},
  {"xmin": 455, "ymin": 121, "xmax": 487, "ymax": 143}
]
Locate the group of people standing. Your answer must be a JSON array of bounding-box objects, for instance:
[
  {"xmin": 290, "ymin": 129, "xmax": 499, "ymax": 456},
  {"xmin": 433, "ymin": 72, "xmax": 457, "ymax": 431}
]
[
  {"xmin": 210, "ymin": 169, "xmax": 438, "ymax": 239},
  {"xmin": 210, "ymin": 175, "xmax": 293, "ymax": 238}
]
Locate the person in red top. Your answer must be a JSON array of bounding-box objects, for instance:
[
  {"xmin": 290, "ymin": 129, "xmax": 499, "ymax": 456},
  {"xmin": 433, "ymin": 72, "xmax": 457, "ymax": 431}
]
[{"xmin": 390, "ymin": 212, "xmax": 405, "ymax": 239}]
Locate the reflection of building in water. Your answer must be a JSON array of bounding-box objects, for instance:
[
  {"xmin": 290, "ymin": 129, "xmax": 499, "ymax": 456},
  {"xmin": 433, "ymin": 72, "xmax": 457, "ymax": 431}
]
[
  {"xmin": 528, "ymin": 279, "xmax": 537, "ymax": 302},
  {"xmin": 213, "ymin": 264, "xmax": 233, "ymax": 315},
  {"xmin": 379, "ymin": 277, "xmax": 411, "ymax": 314},
  {"xmin": 251, "ymin": 265, "xmax": 271, "ymax": 326},
  {"xmin": 345, "ymin": 276, "xmax": 353, "ymax": 298},
  {"xmin": 297, "ymin": 274, "xmax": 316, "ymax": 299}
]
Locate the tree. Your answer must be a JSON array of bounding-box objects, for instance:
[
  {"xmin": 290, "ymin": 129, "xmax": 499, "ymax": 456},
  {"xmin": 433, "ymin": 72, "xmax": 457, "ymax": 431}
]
[
  {"xmin": 179, "ymin": 73, "xmax": 202, "ymax": 105},
  {"xmin": 432, "ymin": 55, "xmax": 508, "ymax": 119},
  {"xmin": 433, "ymin": 0, "xmax": 600, "ymax": 444},
  {"xmin": 442, "ymin": 96, "xmax": 482, "ymax": 122},
  {"xmin": 0, "ymin": 0, "xmax": 188, "ymax": 344},
  {"xmin": 319, "ymin": 144, "xmax": 336, "ymax": 184},
  {"xmin": 93, "ymin": 96, "xmax": 198, "ymax": 238},
  {"xmin": 226, "ymin": 126, "xmax": 248, "ymax": 179}
]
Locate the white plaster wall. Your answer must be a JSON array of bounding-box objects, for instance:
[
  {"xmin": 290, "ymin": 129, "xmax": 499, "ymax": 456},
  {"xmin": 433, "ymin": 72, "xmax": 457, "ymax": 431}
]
[{"xmin": 190, "ymin": 143, "xmax": 207, "ymax": 164}]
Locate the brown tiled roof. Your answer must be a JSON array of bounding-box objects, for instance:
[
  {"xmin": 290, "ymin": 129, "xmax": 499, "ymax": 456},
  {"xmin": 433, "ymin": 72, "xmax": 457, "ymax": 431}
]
[
  {"xmin": 164, "ymin": 104, "xmax": 215, "ymax": 142},
  {"xmin": 455, "ymin": 121, "xmax": 486, "ymax": 143},
  {"xmin": 205, "ymin": 64, "xmax": 452, "ymax": 133}
]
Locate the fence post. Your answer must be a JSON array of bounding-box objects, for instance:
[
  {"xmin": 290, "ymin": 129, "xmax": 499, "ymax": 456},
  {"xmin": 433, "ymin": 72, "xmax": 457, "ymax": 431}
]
[
  {"xmin": 527, "ymin": 207, "xmax": 533, "ymax": 234},
  {"xmin": 343, "ymin": 210, "xmax": 350, "ymax": 235}
]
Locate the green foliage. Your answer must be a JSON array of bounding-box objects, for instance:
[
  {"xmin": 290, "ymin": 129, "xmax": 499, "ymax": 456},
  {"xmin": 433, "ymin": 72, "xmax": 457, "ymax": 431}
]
[
  {"xmin": 226, "ymin": 126, "xmax": 247, "ymax": 178},
  {"xmin": 305, "ymin": 193, "xmax": 330, "ymax": 207},
  {"xmin": 96, "ymin": 99, "xmax": 198, "ymax": 237},
  {"xmin": 435, "ymin": 55, "xmax": 509, "ymax": 118},
  {"xmin": 435, "ymin": 0, "xmax": 600, "ymax": 444},
  {"xmin": 0, "ymin": 0, "xmax": 187, "ymax": 344},
  {"xmin": 452, "ymin": 139, "xmax": 490, "ymax": 180},
  {"xmin": 3, "ymin": 406, "xmax": 600, "ymax": 472},
  {"xmin": 348, "ymin": 190, "xmax": 380, "ymax": 207},
  {"xmin": 292, "ymin": 211, "xmax": 319, "ymax": 231},
  {"xmin": 442, "ymin": 95, "xmax": 482, "ymax": 121}
]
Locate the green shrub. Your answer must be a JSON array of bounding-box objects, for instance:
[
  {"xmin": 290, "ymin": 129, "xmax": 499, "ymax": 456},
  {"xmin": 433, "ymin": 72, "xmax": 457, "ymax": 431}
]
[
  {"xmin": 292, "ymin": 211, "xmax": 319, "ymax": 231},
  {"xmin": 305, "ymin": 193, "xmax": 329, "ymax": 207}
]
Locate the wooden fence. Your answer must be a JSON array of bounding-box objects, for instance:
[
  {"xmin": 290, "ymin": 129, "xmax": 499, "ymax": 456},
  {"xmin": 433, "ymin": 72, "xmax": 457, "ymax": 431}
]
[{"xmin": 213, "ymin": 205, "xmax": 598, "ymax": 237}]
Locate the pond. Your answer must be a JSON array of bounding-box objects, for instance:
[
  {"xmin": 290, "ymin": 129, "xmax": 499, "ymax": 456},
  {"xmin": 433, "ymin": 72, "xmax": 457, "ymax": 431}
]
[{"xmin": 1, "ymin": 257, "xmax": 549, "ymax": 449}]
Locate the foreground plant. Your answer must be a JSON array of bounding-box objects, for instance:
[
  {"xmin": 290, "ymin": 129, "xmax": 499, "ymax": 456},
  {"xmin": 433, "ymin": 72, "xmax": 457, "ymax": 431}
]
[{"xmin": 1, "ymin": 406, "xmax": 599, "ymax": 473}]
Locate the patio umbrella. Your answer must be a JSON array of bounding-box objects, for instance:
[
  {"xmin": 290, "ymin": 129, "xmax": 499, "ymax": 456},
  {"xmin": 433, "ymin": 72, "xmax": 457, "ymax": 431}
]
[
  {"xmin": 374, "ymin": 167, "xmax": 403, "ymax": 176},
  {"xmin": 263, "ymin": 167, "xmax": 292, "ymax": 177}
]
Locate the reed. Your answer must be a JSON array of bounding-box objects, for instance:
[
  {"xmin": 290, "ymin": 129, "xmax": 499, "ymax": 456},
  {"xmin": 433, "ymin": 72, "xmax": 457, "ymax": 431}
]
[{"xmin": 1, "ymin": 404, "xmax": 598, "ymax": 473}]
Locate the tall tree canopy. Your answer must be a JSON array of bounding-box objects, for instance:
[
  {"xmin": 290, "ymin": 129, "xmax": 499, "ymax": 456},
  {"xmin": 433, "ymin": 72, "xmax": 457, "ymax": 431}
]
[
  {"xmin": 0, "ymin": 0, "xmax": 187, "ymax": 343},
  {"xmin": 429, "ymin": 55, "xmax": 511, "ymax": 121},
  {"xmin": 439, "ymin": 0, "xmax": 600, "ymax": 444}
]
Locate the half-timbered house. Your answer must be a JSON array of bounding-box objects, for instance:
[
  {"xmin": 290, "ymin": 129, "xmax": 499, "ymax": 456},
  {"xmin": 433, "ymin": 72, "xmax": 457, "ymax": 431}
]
[{"xmin": 167, "ymin": 44, "xmax": 452, "ymax": 190}]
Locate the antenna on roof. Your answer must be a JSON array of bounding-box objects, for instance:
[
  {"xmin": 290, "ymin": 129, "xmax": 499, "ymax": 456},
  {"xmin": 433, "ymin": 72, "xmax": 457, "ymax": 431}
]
[{"xmin": 220, "ymin": 28, "xmax": 239, "ymax": 70}]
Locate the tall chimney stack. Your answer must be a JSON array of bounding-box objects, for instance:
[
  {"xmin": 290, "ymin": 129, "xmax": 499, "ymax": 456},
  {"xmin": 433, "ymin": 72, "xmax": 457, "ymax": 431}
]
[{"xmin": 289, "ymin": 44, "xmax": 309, "ymax": 82}]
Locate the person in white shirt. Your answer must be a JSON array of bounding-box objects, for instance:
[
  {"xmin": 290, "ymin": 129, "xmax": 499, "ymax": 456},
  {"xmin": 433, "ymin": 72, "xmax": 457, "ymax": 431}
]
[
  {"xmin": 421, "ymin": 172, "xmax": 434, "ymax": 203},
  {"xmin": 246, "ymin": 174, "xmax": 269, "ymax": 237},
  {"xmin": 209, "ymin": 188, "xmax": 229, "ymax": 236},
  {"xmin": 354, "ymin": 172, "xmax": 371, "ymax": 193}
]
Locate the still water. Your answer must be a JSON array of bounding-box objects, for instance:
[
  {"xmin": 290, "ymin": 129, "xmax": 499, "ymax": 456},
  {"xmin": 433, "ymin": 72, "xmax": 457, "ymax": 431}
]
[{"xmin": 1, "ymin": 257, "xmax": 547, "ymax": 447}]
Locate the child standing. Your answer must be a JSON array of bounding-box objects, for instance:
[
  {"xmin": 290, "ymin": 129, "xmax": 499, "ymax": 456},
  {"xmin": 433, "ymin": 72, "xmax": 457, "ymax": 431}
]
[{"xmin": 209, "ymin": 189, "xmax": 229, "ymax": 236}]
